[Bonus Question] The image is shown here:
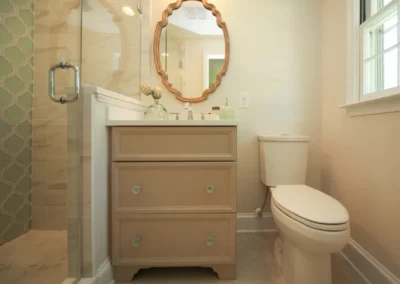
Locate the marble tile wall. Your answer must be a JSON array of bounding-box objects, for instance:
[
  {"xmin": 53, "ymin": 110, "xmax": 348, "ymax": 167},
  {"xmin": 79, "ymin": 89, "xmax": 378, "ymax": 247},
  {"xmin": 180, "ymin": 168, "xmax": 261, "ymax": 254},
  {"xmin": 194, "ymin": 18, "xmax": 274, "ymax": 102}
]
[
  {"xmin": 31, "ymin": 0, "xmax": 145, "ymax": 231},
  {"xmin": 0, "ymin": 0, "xmax": 34, "ymax": 245},
  {"xmin": 31, "ymin": 0, "xmax": 80, "ymax": 230}
]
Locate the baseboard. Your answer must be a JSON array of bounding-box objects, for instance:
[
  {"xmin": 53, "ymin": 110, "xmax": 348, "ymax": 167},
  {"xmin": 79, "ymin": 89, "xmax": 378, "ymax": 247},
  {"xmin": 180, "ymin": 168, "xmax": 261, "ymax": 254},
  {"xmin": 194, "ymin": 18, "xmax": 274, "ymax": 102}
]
[
  {"xmin": 61, "ymin": 279, "xmax": 78, "ymax": 284},
  {"xmin": 75, "ymin": 258, "xmax": 114, "ymax": 284},
  {"xmin": 341, "ymin": 239, "xmax": 400, "ymax": 284},
  {"xmin": 237, "ymin": 213, "xmax": 277, "ymax": 233}
]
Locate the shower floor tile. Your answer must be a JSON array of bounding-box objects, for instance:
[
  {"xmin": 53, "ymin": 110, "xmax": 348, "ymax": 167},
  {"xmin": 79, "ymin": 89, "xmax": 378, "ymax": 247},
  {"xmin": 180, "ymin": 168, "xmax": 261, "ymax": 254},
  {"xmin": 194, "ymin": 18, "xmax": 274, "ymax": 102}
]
[{"xmin": 0, "ymin": 230, "xmax": 67, "ymax": 284}]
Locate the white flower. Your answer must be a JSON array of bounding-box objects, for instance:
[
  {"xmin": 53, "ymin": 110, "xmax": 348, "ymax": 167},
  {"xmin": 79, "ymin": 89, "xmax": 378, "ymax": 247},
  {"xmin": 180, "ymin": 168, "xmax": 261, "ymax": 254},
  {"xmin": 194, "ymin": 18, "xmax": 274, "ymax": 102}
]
[
  {"xmin": 153, "ymin": 87, "xmax": 162, "ymax": 99},
  {"xmin": 140, "ymin": 84, "xmax": 153, "ymax": 96},
  {"xmin": 140, "ymin": 83, "xmax": 162, "ymax": 100}
]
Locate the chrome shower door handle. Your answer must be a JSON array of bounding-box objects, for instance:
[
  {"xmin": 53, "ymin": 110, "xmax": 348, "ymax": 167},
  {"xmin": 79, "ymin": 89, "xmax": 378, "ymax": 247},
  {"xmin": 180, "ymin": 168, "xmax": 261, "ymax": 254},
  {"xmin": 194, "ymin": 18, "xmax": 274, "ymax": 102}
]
[{"xmin": 49, "ymin": 61, "xmax": 81, "ymax": 104}]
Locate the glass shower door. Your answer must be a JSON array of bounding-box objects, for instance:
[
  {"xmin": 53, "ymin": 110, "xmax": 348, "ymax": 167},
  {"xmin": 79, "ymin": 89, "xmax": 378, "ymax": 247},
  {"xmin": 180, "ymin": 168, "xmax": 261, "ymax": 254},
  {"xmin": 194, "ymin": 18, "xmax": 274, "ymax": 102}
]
[{"xmin": 34, "ymin": 0, "xmax": 83, "ymax": 282}]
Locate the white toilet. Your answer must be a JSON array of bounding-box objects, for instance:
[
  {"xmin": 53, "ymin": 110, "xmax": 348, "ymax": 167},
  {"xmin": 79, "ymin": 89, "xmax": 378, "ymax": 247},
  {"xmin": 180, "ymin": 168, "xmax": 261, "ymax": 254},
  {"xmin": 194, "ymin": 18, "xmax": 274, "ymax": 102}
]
[{"xmin": 258, "ymin": 134, "xmax": 350, "ymax": 284}]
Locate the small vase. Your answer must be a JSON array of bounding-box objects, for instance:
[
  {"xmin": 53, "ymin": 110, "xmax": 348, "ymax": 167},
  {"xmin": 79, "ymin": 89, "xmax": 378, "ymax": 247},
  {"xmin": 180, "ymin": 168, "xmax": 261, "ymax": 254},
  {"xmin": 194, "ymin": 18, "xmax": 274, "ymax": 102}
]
[{"xmin": 144, "ymin": 99, "xmax": 169, "ymax": 120}]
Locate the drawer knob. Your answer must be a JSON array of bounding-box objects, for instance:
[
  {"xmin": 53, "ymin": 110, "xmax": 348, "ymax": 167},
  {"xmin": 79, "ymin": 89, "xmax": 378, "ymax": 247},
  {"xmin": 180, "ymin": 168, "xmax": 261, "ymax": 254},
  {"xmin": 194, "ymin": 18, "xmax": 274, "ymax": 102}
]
[
  {"xmin": 132, "ymin": 186, "xmax": 141, "ymax": 195},
  {"xmin": 132, "ymin": 237, "xmax": 141, "ymax": 247},
  {"xmin": 206, "ymin": 236, "xmax": 214, "ymax": 246},
  {"xmin": 206, "ymin": 184, "xmax": 215, "ymax": 193}
]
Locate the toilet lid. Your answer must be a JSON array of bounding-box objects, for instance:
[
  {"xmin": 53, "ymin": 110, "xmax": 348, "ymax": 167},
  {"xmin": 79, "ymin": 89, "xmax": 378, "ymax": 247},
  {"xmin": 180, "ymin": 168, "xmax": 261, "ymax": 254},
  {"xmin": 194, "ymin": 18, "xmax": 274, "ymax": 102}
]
[{"xmin": 272, "ymin": 185, "xmax": 349, "ymax": 231}]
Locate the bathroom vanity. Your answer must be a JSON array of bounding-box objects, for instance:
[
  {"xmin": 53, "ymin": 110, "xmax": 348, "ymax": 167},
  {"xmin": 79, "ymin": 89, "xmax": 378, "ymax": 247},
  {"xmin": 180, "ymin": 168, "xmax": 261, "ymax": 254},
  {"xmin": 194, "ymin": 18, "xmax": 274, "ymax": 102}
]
[{"xmin": 109, "ymin": 121, "xmax": 238, "ymax": 281}]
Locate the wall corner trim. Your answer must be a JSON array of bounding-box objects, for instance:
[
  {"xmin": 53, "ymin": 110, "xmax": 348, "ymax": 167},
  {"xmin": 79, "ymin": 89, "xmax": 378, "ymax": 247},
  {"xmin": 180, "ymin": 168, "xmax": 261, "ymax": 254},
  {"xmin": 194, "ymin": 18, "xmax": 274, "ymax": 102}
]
[
  {"xmin": 341, "ymin": 239, "xmax": 400, "ymax": 284},
  {"xmin": 75, "ymin": 257, "xmax": 114, "ymax": 284}
]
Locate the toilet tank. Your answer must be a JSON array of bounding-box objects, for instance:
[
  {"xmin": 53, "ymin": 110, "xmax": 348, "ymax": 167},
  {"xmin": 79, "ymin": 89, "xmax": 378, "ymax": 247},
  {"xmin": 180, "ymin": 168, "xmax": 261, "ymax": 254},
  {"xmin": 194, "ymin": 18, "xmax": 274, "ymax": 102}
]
[{"xmin": 258, "ymin": 134, "xmax": 310, "ymax": 187}]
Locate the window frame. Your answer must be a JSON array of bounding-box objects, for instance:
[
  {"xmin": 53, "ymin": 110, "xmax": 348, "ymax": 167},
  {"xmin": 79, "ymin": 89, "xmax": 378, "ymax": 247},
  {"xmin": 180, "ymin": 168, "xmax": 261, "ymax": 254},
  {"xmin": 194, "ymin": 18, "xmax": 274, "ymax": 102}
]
[{"xmin": 342, "ymin": 0, "xmax": 400, "ymax": 116}]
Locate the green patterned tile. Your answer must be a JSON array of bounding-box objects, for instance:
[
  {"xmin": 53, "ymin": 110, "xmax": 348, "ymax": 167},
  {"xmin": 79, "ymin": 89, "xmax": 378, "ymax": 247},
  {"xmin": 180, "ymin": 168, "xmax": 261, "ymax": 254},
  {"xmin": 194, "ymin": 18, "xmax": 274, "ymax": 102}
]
[
  {"xmin": 3, "ymin": 134, "xmax": 24, "ymax": 154},
  {"xmin": 12, "ymin": 0, "xmax": 27, "ymax": 6},
  {"xmin": 0, "ymin": 26, "xmax": 13, "ymax": 45},
  {"xmin": 16, "ymin": 176, "xmax": 30, "ymax": 194},
  {"xmin": 0, "ymin": 0, "xmax": 14, "ymax": 13},
  {"xmin": 3, "ymin": 164, "xmax": 24, "ymax": 183},
  {"xmin": 16, "ymin": 148, "xmax": 31, "ymax": 166},
  {"xmin": 3, "ymin": 194, "xmax": 24, "ymax": 213},
  {"xmin": 17, "ymin": 92, "xmax": 32, "ymax": 109},
  {"xmin": 0, "ymin": 214, "xmax": 12, "ymax": 235},
  {"xmin": 0, "ymin": 182, "xmax": 12, "ymax": 202},
  {"xmin": 0, "ymin": 87, "xmax": 13, "ymax": 108},
  {"xmin": 16, "ymin": 204, "xmax": 31, "ymax": 224},
  {"xmin": 0, "ymin": 151, "xmax": 12, "ymax": 171},
  {"xmin": 18, "ymin": 37, "xmax": 33, "ymax": 55},
  {"xmin": 30, "ymin": 29, "xmax": 33, "ymax": 39},
  {"xmin": 0, "ymin": 57, "xmax": 13, "ymax": 77},
  {"xmin": 3, "ymin": 104, "xmax": 25, "ymax": 125},
  {"xmin": 5, "ymin": 46, "xmax": 25, "ymax": 65},
  {"xmin": 18, "ymin": 64, "xmax": 32, "ymax": 82},
  {"xmin": 2, "ymin": 223, "xmax": 24, "ymax": 243},
  {"xmin": 0, "ymin": 120, "xmax": 12, "ymax": 140},
  {"xmin": 4, "ymin": 75, "xmax": 25, "ymax": 94},
  {"xmin": 18, "ymin": 9, "xmax": 33, "ymax": 26},
  {"xmin": 5, "ymin": 16, "xmax": 26, "ymax": 36},
  {"xmin": 16, "ymin": 120, "xmax": 31, "ymax": 137},
  {"xmin": 1, "ymin": 0, "xmax": 33, "ymax": 243}
]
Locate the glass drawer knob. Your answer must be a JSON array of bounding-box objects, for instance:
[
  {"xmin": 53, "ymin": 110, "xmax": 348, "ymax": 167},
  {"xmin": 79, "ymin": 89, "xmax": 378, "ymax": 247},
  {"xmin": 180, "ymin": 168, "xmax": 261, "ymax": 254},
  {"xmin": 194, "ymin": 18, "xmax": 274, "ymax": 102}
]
[
  {"xmin": 206, "ymin": 236, "xmax": 214, "ymax": 246},
  {"xmin": 206, "ymin": 184, "xmax": 215, "ymax": 193},
  {"xmin": 132, "ymin": 186, "xmax": 141, "ymax": 194},
  {"xmin": 132, "ymin": 237, "xmax": 141, "ymax": 247}
]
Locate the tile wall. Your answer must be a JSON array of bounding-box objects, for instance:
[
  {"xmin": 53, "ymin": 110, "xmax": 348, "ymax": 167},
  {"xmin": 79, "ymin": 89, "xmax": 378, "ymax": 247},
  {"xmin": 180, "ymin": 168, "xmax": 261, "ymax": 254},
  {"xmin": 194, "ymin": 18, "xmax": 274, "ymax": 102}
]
[{"xmin": 0, "ymin": 0, "xmax": 34, "ymax": 245}]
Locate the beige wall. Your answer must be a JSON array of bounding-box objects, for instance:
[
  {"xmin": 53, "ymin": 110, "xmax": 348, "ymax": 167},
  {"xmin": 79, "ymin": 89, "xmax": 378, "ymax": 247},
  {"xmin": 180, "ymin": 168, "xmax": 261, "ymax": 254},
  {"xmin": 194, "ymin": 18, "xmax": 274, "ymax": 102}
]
[
  {"xmin": 147, "ymin": 0, "xmax": 322, "ymax": 213},
  {"xmin": 321, "ymin": 0, "xmax": 400, "ymax": 278}
]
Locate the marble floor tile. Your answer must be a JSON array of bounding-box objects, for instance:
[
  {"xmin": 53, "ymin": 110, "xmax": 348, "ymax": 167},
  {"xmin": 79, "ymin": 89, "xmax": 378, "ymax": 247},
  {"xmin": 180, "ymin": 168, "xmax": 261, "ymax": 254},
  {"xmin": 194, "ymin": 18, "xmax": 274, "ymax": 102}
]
[
  {"xmin": 0, "ymin": 230, "xmax": 67, "ymax": 284},
  {"xmin": 117, "ymin": 233, "xmax": 284, "ymax": 284}
]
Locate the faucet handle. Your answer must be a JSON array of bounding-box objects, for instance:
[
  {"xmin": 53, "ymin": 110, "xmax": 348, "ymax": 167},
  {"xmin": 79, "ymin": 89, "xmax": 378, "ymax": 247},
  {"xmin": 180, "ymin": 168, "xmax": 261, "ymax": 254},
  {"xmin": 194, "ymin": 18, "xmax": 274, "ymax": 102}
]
[{"xmin": 170, "ymin": 112, "xmax": 180, "ymax": 120}]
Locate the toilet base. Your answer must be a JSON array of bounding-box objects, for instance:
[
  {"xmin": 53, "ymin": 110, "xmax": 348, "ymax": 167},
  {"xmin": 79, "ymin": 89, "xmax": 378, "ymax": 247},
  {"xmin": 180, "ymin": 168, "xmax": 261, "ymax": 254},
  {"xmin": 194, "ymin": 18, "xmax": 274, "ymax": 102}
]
[{"xmin": 282, "ymin": 238, "xmax": 331, "ymax": 284}]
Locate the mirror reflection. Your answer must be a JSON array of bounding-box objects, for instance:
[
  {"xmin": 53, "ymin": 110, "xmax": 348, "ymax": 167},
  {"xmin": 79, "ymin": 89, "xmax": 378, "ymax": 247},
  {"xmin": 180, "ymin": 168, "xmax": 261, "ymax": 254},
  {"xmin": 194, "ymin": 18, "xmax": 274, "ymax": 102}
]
[{"xmin": 158, "ymin": 1, "xmax": 225, "ymax": 99}]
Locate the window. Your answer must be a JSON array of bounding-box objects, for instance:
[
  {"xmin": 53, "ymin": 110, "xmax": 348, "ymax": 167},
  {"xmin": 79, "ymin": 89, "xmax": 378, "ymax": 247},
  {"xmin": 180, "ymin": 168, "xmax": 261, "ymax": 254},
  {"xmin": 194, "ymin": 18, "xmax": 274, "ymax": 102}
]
[
  {"xmin": 343, "ymin": 0, "xmax": 400, "ymax": 116},
  {"xmin": 360, "ymin": 0, "xmax": 399, "ymax": 99}
]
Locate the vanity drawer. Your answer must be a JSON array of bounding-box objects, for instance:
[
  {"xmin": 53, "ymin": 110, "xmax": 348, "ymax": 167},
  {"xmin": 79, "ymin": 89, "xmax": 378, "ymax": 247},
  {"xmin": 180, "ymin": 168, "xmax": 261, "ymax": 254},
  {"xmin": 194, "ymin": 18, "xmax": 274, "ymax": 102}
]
[
  {"xmin": 112, "ymin": 213, "xmax": 236, "ymax": 266},
  {"xmin": 112, "ymin": 162, "xmax": 236, "ymax": 213},
  {"xmin": 111, "ymin": 126, "xmax": 237, "ymax": 162}
]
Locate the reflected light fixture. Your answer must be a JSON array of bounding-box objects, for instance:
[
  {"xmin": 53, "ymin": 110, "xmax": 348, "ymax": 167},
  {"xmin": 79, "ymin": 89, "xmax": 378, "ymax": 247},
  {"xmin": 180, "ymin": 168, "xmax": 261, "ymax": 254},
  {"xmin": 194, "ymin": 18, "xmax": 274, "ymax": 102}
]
[
  {"xmin": 122, "ymin": 6, "xmax": 135, "ymax": 16},
  {"xmin": 161, "ymin": 53, "xmax": 169, "ymax": 57}
]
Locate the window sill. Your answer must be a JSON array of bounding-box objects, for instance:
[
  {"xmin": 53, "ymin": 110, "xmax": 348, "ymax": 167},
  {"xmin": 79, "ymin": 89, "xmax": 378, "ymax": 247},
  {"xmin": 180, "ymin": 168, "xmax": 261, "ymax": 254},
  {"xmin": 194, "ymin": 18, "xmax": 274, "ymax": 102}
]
[{"xmin": 339, "ymin": 93, "xmax": 400, "ymax": 117}]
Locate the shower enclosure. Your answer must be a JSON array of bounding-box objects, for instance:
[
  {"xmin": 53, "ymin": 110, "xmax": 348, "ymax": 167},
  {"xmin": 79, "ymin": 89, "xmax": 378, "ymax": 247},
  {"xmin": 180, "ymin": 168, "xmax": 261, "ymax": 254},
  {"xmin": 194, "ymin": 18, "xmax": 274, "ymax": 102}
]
[{"xmin": 0, "ymin": 0, "xmax": 142, "ymax": 283}]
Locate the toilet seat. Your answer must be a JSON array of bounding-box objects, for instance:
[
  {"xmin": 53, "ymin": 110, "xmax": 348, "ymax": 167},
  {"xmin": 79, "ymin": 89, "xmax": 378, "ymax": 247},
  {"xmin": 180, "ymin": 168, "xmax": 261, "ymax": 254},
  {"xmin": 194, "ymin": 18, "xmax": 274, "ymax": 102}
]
[{"xmin": 272, "ymin": 185, "xmax": 349, "ymax": 232}]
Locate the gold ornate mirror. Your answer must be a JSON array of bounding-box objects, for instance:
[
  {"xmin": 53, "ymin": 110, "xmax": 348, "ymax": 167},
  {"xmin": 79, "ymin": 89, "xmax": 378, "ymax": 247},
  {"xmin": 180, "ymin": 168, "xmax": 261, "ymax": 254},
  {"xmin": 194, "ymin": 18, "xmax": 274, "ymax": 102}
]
[{"xmin": 153, "ymin": 0, "xmax": 230, "ymax": 103}]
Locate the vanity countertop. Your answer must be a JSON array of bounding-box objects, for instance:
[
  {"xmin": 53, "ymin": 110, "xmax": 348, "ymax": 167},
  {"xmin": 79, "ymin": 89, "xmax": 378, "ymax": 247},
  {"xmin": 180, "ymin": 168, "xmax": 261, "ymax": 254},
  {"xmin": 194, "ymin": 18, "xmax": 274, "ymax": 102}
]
[{"xmin": 106, "ymin": 120, "xmax": 238, "ymax": 126}]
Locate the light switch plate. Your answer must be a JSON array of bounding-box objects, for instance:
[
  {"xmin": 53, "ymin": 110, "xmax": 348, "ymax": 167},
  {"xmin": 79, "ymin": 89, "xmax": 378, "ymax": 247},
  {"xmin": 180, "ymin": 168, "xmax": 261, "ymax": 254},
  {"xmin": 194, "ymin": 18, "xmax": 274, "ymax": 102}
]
[{"xmin": 239, "ymin": 92, "xmax": 249, "ymax": 108}]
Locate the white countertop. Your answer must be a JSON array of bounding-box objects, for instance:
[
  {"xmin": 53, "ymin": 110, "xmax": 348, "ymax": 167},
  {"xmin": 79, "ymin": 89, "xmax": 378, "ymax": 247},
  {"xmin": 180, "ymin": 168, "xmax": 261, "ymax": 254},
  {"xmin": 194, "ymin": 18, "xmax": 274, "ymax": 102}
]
[{"xmin": 106, "ymin": 120, "xmax": 238, "ymax": 126}]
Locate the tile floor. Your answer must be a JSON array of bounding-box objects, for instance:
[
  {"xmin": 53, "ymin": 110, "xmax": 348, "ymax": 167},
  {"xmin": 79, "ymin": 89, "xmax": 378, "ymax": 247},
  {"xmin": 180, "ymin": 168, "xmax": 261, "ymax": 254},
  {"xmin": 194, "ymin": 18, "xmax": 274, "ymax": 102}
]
[
  {"xmin": 0, "ymin": 231, "xmax": 368, "ymax": 284},
  {"xmin": 0, "ymin": 230, "xmax": 67, "ymax": 284}
]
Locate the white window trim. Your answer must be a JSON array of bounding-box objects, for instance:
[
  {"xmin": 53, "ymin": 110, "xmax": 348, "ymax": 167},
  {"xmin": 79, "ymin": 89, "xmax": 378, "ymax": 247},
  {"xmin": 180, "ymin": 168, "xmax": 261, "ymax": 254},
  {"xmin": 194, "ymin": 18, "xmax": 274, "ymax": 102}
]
[{"xmin": 340, "ymin": 0, "xmax": 400, "ymax": 116}]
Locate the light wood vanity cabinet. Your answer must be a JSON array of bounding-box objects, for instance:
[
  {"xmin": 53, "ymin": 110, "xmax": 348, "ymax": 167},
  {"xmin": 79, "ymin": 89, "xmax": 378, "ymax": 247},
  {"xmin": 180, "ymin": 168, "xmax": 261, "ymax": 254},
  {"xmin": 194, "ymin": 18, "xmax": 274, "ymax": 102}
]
[{"xmin": 110, "ymin": 126, "xmax": 237, "ymax": 281}]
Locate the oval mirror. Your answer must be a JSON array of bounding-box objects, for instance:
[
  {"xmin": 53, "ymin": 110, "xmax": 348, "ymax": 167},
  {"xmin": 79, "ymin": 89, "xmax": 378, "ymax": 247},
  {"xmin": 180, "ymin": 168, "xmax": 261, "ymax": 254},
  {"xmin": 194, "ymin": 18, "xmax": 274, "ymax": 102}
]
[{"xmin": 153, "ymin": 0, "xmax": 230, "ymax": 103}]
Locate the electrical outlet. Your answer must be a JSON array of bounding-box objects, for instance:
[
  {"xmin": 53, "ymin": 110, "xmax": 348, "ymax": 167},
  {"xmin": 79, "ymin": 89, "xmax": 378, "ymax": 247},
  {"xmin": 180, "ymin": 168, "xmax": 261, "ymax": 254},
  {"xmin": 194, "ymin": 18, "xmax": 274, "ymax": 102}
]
[{"xmin": 239, "ymin": 92, "xmax": 249, "ymax": 108}]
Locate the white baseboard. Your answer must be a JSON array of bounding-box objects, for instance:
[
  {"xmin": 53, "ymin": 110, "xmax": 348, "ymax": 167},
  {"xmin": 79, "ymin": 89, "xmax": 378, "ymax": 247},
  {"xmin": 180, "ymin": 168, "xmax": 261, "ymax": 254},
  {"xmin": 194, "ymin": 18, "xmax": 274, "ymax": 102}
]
[
  {"xmin": 237, "ymin": 213, "xmax": 277, "ymax": 233},
  {"xmin": 61, "ymin": 279, "xmax": 77, "ymax": 284},
  {"xmin": 341, "ymin": 239, "xmax": 400, "ymax": 284},
  {"xmin": 75, "ymin": 258, "xmax": 114, "ymax": 284}
]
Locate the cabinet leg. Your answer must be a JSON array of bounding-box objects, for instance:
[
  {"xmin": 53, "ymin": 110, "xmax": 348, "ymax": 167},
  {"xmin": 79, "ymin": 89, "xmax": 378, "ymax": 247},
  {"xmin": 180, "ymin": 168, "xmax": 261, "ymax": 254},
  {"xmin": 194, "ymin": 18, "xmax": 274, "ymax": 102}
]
[
  {"xmin": 113, "ymin": 266, "xmax": 141, "ymax": 282},
  {"xmin": 211, "ymin": 264, "xmax": 236, "ymax": 280}
]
